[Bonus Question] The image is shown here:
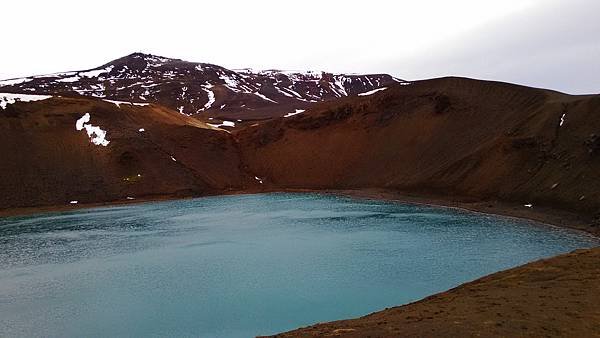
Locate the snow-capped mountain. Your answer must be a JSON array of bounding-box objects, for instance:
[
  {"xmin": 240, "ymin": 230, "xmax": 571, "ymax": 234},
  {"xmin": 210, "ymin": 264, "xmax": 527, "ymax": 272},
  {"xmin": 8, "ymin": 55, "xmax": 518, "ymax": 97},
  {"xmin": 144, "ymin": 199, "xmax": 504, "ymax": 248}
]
[{"xmin": 0, "ymin": 53, "xmax": 405, "ymax": 119}]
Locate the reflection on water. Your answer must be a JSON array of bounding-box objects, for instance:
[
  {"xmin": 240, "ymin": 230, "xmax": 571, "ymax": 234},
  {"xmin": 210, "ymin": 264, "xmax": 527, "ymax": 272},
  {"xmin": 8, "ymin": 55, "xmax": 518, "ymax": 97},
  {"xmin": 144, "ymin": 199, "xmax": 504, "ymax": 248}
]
[{"xmin": 0, "ymin": 193, "xmax": 597, "ymax": 338}]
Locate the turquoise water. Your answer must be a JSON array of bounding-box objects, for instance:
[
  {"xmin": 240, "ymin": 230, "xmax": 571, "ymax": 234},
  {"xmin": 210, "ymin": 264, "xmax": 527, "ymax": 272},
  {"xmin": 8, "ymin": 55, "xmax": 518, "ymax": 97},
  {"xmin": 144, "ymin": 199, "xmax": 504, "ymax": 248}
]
[{"xmin": 0, "ymin": 193, "xmax": 597, "ymax": 337}]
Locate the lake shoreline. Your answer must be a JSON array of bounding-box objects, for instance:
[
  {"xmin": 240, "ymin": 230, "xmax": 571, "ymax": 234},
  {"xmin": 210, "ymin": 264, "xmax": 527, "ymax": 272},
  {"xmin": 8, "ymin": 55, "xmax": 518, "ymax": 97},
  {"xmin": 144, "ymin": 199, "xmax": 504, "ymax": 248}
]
[
  {"xmin": 265, "ymin": 189, "xmax": 600, "ymax": 337},
  {"xmin": 3, "ymin": 188, "xmax": 599, "ymax": 338},
  {"xmin": 1, "ymin": 188, "xmax": 598, "ymax": 238},
  {"xmin": 323, "ymin": 188, "xmax": 600, "ymax": 238},
  {"xmin": 266, "ymin": 246, "xmax": 600, "ymax": 337}
]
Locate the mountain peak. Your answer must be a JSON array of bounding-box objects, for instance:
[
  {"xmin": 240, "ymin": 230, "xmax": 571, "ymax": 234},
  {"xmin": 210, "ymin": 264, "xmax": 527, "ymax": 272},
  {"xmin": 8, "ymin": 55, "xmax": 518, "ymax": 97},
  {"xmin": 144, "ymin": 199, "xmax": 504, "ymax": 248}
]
[
  {"xmin": 104, "ymin": 52, "xmax": 181, "ymax": 68},
  {"xmin": 0, "ymin": 53, "xmax": 403, "ymax": 120}
]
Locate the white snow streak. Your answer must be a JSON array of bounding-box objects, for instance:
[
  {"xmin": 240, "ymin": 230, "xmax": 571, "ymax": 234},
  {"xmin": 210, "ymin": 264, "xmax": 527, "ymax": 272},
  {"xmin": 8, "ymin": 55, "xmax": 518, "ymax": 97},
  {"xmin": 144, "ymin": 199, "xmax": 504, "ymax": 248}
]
[
  {"xmin": 284, "ymin": 109, "xmax": 306, "ymax": 117},
  {"xmin": 207, "ymin": 120, "xmax": 235, "ymax": 128},
  {"xmin": 275, "ymin": 86, "xmax": 295, "ymax": 97},
  {"xmin": 254, "ymin": 92, "xmax": 278, "ymax": 103},
  {"xmin": 104, "ymin": 99, "xmax": 149, "ymax": 107},
  {"xmin": 332, "ymin": 75, "xmax": 348, "ymax": 97},
  {"xmin": 358, "ymin": 87, "xmax": 387, "ymax": 96},
  {"xmin": 202, "ymin": 87, "xmax": 215, "ymax": 110},
  {"xmin": 56, "ymin": 76, "xmax": 81, "ymax": 83}
]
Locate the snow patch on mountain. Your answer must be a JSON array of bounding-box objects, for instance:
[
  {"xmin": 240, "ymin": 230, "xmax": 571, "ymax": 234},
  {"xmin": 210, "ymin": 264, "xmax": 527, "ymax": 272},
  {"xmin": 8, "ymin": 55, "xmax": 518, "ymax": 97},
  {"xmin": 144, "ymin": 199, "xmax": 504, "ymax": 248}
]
[
  {"xmin": 254, "ymin": 92, "xmax": 278, "ymax": 103},
  {"xmin": 193, "ymin": 83, "xmax": 216, "ymax": 113},
  {"xmin": 0, "ymin": 77, "xmax": 34, "ymax": 86},
  {"xmin": 284, "ymin": 109, "xmax": 305, "ymax": 117},
  {"xmin": 0, "ymin": 53, "xmax": 401, "ymax": 118},
  {"xmin": 256, "ymin": 69, "xmax": 323, "ymax": 82},
  {"xmin": 358, "ymin": 87, "xmax": 387, "ymax": 96},
  {"xmin": 281, "ymin": 87, "xmax": 303, "ymax": 99},
  {"xmin": 79, "ymin": 65, "xmax": 114, "ymax": 78},
  {"xmin": 75, "ymin": 113, "xmax": 110, "ymax": 146},
  {"xmin": 200, "ymin": 87, "xmax": 215, "ymax": 111},
  {"xmin": 332, "ymin": 75, "xmax": 348, "ymax": 97},
  {"xmin": 219, "ymin": 73, "xmax": 242, "ymax": 89},
  {"xmin": 0, "ymin": 93, "xmax": 52, "ymax": 109},
  {"xmin": 275, "ymin": 86, "xmax": 295, "ymax": 98},
  {"xmin": 103, "ymin": 99, "xmax": 150, "ymax": 107},
  {"xmin": 56, "ymin": 76, "xmax": 81, "ymax": 83},
  {"xmin": 207, "ymin": 120, "xmax": 235, "ymax": 129},
  {"xmin": 144, "ymin": 55, "xmax": 171, "ymax": 67}
]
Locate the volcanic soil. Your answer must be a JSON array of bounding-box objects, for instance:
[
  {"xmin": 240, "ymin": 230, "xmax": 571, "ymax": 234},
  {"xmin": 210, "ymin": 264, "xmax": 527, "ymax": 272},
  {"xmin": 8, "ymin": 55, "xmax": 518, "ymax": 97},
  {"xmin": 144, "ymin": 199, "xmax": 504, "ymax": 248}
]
[
  {"xmin": 2, "ymin": 75, "xmax": 600, "ymax": 337},
  {"xmin": 265, "ymin": 247, "xmax": 600, "ymax": 337}
]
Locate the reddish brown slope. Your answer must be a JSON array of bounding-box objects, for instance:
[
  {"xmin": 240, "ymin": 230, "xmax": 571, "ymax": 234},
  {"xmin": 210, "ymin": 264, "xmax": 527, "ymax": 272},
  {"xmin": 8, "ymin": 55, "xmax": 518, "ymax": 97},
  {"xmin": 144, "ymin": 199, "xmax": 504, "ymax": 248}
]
[
  {"xmin": 238, "ymin": 77, "xmax": 600, "ymax": 218},
  {"xmin": 0, "ymin": 96, "xmax": 256, "ymax": 209},
  {"xmin": 267, "ymin": 247, "xmax": 600, "ymax": 338},
  {"xmin": 2, "ymin": 77, "xmax": 599, "ymax": 338},
  {"xmin": 2, "ymin": 76, "xmax": 599, "ymax": 219}
]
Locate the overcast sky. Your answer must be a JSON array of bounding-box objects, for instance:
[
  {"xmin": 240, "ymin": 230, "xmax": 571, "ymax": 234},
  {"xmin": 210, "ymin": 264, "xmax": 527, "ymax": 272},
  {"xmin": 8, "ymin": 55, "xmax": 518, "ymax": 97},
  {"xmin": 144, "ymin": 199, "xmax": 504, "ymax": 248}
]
[{"xmin": 1, "ymin": 0, "xmax": 597, "ymax": 94}]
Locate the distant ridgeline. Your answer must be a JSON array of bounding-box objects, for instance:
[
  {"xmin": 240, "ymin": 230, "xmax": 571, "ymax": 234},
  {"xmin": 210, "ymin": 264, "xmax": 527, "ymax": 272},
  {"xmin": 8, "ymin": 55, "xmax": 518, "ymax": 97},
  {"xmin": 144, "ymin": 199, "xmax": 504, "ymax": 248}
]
[{"xmin": 0, "ymin": 52, "xmax": 404, "ymax": 120}]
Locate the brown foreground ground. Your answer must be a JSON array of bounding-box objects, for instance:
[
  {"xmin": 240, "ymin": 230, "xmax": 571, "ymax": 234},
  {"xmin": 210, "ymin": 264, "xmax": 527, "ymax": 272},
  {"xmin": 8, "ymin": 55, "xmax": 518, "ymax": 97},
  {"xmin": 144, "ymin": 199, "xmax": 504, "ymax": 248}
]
[{"xmin": 266, "ymin": 247, "xmax": 600, "ymax": 338}]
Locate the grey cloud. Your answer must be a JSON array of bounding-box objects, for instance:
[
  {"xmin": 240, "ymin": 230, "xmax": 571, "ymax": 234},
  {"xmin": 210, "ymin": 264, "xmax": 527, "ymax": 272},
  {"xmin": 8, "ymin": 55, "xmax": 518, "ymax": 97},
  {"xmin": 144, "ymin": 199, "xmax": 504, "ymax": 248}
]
[{"xmin": 392, "ymin": 0, "xmax": 600, "ymax": 94}]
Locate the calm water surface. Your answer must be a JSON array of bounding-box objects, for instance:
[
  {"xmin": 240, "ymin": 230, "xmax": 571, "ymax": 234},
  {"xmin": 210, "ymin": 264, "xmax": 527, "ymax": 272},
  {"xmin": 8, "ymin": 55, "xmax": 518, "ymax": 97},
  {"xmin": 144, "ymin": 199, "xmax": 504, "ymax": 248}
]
[{"xmin": 0, "ymin": 193, "xmax": 597, "ymax": 337}]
